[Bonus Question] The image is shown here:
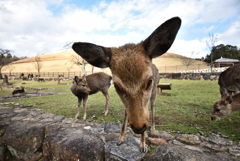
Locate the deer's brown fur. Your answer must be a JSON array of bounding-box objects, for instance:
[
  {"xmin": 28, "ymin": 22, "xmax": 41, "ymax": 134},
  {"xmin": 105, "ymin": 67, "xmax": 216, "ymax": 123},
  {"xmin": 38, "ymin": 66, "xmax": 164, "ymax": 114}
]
[
  {"xmin": 218, "ymin": 64, "xmax": 240, "ymax": 97},
  {"xmin": 211, "ymin": 92, "xmax": 240, "ymax": 121},
  {"xmin": 12, "ymin": 86, "xmax": 25, "ymax": 95},
  {"xmin": 72, "ymin": 17, "xmax": 181, "ymax": 152},
  {"xmin": 71, "ymin": 72, "xmax": 112, "ymax": 120}
]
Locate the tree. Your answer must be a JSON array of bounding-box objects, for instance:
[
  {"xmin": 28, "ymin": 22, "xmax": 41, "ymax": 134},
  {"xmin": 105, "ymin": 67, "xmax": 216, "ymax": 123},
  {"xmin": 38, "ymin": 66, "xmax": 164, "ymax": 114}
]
[
  {"xmin": 66, "ymin": 64, "xmax": 74, "ymax": 78},
  {"xmin": 0, "ymin": 49, "xmax": 14, "ymax": 79},
  {"xmin": 34, "ymin": 55, "xmax": 43, "ymax": 77},
  {"xmin": 206, "ymin": 32, "xmax": 218, "ymax": 73},
  {"xmin": 181, "ymin": 51, "xmax": 197, "ymax": 71},
  {"xmin": 6, "ymin": 64, "xmax": 15, "ymax": 75},
  {"xmin": 204, "ymin": 44, "xmax": 240, "ymax": 63},
  {"xmin": 67, "ymin": 54, "xmax": 88, "ymax": 76}
]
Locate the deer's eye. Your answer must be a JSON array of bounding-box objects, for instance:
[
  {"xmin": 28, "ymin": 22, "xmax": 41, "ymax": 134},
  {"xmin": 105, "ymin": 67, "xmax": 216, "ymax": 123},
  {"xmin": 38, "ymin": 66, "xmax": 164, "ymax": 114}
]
[
  {"xmin": 146, "ymin": 77, "xmax": 153, "ymax": 90},
  {"xmin": 114, "ymin": 83, "xmax": 122, "ymax": 93},
  {"xmin": 216, "ymin": 109, "xmax": 220, "ymax": 112}
]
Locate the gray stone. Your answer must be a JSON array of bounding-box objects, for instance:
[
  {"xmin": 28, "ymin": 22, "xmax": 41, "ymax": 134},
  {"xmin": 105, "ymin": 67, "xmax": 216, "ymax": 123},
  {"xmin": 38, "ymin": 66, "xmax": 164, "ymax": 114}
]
[
  {"xmin": 176, "ymin": 134, "xmax": 201, "ymax": 145},
  {"xmin": 207, "ymin": 136, "xmax": 233, "ymax": 146},
  {"xmin": 104, "ymin": 123, "xmax": 122, "ymax": 133},
  {"xmin": 2, "ymin": 120, "xmax": 45, "ymax": 160},
  {"xmin": 229, "ymin": 147, "xmax": 240, "ymax": 156},
  {"xmin": 39, "ymin": 118, "xmax": 53, "ymax": 123},
  {"xmin": 43, "ymin": 127, "xmax": 105, "ymax": 161},
  {"xmin": 146, "ymin": 144, "xmax": 234, "ymax": 161},
  {"xmin": 149, "ymin": 130, "xmax": 174, "ymax": 141},
  {"xmin": 104, "ymin": 135, "xmax": 148, "ymax": 161},
  {"xmin": 172, "ymin": 139, "xmax": 184, "ymax": 146},
  {"xmin": 91, "ymin": 128, "xmax": 104, "ymax": 133},
  {"xmin": 53, "ymin": 115, "xmax": 65, "ymax": 122}
]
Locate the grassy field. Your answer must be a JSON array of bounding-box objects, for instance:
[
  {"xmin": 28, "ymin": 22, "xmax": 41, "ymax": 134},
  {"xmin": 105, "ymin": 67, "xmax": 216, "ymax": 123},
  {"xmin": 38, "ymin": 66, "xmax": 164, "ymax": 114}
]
[{"xmin": 0, "ymin": 79, "xmax": 239, "ymax": 142}]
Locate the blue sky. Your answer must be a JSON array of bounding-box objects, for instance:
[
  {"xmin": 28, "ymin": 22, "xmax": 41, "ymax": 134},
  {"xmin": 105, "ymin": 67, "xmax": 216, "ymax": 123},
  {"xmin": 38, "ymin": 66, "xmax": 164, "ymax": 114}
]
[{"xmin": 0, "ymin": 0, "xmax": 240, "ymax": 58}]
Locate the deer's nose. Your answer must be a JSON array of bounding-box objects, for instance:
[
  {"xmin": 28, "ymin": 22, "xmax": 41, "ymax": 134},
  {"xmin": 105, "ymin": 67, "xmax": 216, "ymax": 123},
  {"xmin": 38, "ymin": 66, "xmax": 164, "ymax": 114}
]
[
  {"xmin": 130, "ymin": 124, "xmax": 146, "ymax": 134},
  {"xmin": 211, "ymin": 116, "xmax": 215, "ymax": 121}
]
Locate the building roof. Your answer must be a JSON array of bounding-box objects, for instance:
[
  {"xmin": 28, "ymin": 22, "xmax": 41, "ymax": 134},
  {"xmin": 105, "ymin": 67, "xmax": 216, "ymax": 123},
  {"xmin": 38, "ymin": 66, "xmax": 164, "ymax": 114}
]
[{"xmin": 214, "ymin": 57, "xmax": 239, "ymax": 63}]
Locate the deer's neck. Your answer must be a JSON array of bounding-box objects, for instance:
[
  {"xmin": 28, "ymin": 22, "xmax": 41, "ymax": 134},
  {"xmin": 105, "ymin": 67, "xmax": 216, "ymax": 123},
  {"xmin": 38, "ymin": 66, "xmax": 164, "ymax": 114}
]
[{"xmin": 231, "ymin": 94, "xmax": 240, "ymax": 112}]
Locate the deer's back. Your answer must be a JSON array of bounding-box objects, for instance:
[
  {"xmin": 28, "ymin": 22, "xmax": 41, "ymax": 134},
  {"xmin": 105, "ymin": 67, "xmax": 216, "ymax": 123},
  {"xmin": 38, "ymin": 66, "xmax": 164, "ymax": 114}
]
[
  {"xmin": 219, "ymin": 64, "xmax": 240, "ymax": 90},
  {"xmin": 86, "ymin": 72, "xmax": 112, "ymax": 95}
]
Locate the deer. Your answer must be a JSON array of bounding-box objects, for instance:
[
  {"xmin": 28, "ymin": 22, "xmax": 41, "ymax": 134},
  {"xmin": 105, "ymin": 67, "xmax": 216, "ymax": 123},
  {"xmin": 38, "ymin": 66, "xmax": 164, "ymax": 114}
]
[
  {"xmin": 12, "ymin": 86, "xmax": 25, "ymax": 95},
  {"xmin": 71, "ymin": 72, "xmax": 112, "ymax": 120},
  {"xmin": 38, "ymin": 78, "xmax": 45, "ymax": 82},
  {"xmin": 211, "ymin": 92, "xmax": 240, "ymax": 121},
  {"xmin": 72, "ymin": 17, "xmax": 181, "ymax": 152},
  {"xmin": 218, "ymin": 63, "xmax": 240, "ymax": 97}
]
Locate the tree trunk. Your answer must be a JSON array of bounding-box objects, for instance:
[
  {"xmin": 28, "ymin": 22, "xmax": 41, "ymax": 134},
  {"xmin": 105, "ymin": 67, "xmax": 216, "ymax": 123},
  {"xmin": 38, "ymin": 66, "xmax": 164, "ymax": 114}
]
[
  {"xmin": 0, "ymin": 67, "xmax": 3, "ymax": 79},
  {"xmin": 82, "ymin": 59, "xmax": 86, "ymax": 76}
]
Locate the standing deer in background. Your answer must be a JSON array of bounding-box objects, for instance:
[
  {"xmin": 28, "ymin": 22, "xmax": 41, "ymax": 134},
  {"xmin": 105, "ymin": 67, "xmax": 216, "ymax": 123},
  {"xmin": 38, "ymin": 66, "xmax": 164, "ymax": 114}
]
[
  {"xmin": 72, "ymin": 17, "xmax": 181, "ymax": 152},
  {"xmin": 71, "ymin": 72, "xmax": 112, "ymax": 120}
]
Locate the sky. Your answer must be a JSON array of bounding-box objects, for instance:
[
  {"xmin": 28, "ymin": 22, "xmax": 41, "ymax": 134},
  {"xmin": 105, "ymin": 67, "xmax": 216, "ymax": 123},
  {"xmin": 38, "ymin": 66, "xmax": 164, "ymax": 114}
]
[{"xmin": 0, "ymin": 0, "xmax": 240, "ymax": 59}]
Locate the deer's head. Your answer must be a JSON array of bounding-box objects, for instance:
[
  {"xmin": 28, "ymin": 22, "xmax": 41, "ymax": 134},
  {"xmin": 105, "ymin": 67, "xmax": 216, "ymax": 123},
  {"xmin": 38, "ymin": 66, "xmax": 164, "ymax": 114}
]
[
  {"xmin": 73, "ymin": 76, "xmax": 91, "ymax": 93},
  {"xmin": 72, "ymin": 17, "xmax": 181, "ymax": 134},
  {"xmin": 211, "ymin": 94, "xmax": 233, "ymax": 121}
]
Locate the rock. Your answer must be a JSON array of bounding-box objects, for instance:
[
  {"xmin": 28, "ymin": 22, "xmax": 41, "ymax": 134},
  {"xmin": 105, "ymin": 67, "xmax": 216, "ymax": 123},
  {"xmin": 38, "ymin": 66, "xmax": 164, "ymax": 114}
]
[
  {"xmin": 45, "ymin": 122, "xmax": 61, "ymax": 136},
  {"xmin": 172, "ymin": 139, "xmax": 184, "ymax": 146},
  {"xmin": 206, "ymin": 136, "xmax": 233, "ymax": 146},
  {"xmin": 229, "ymin": 147, "xmax": 240, "ymax": 157},
  {"xmin": 176, "ymin": 134, "xmax": 201, "ymax": 145},
  {"xmin": 149, "ymin": 138, "xmax": 167, "ymax": 145},
  {"xmin": 104, "ymin": 123, "xmax": 122, "ymax": 133},
  {"xmin": 2, "ymin": 120, "xmax": 45, "ymax": 160},
  {"xmin": 146, "ymin": 144, "xmax": 234, "ymax": 161},
  {"xmin": 104, "ymin": 135, "xmax": 148, "ymax": 161},
  {"xmin": 53, "ymin": 115, "xmax": 65, "ymax": 122},
  {"xmin": 43, "ymin": 127, "xmax": 105, "ymax": 161},
  {"xmin": 104, "ymin": 133, "xmax": 119, "ymax": 142},
  {"xmin": 149, "ymin": 130, "xmax": 174, "ymax": 141}
]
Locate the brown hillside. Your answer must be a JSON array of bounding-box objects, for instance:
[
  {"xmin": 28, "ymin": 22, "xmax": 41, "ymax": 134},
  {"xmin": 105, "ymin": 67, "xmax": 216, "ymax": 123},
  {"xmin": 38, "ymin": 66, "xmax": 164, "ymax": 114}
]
[
  {"xmin": 3, "ymin": 50, "xmax": 208, "ymax": 74},
  {"xmin": 12, "ymin": 50, "xmax": 77, "ymax": 64}
]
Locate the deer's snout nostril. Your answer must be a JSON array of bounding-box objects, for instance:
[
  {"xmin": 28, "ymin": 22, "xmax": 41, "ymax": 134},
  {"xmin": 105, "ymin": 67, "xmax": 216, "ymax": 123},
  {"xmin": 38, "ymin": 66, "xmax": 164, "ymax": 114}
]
[{"xmin": 130, "ymin": 124, "xmax": 146, "ymax": 134}]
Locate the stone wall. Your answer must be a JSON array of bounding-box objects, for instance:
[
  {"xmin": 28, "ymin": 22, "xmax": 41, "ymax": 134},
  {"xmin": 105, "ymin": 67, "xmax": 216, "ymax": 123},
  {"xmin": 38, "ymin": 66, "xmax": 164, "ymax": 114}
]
[
  {"xmin": 0, "ymin": 106, "xmax": 239, "ymax": 161},
  {"xmin": 160, "ymin": 72, "xmax": 220, "ymax": 81}
]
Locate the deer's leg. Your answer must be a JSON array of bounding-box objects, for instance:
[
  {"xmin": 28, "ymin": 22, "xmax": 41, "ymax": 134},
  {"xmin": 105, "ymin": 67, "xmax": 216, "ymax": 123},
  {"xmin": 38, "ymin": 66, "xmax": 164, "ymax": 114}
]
[
  {"xmin": 82, "ymin": 94, "xmax": 89, "ymax": 121},
  {"xmin": 75, "ymin": 97, "xmax": 82, "ymax": 119},
  {"xmin": 150, "ymin": 90, "xmax": 158, "ymax": 135},
  {"xmin": 102, "ymin": 90, "xmax": 110, "ymax": 116},
  {"xmin": 140, "ymin": 133, "xmax": 147, "ymax": 153},
  {"xmin": 117, "ymin": 110, "xmax": 127, "ymax": 145}
]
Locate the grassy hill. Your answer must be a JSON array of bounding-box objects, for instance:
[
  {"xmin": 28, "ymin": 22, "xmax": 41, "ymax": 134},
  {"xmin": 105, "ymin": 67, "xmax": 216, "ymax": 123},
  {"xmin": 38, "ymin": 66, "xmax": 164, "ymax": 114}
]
[{"xmin": 2, "ymin": 50, "xmax": 208, "ymax": 74}]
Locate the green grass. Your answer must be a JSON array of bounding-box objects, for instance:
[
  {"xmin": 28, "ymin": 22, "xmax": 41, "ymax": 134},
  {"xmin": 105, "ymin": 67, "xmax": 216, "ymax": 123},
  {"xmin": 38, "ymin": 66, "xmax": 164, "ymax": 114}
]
[{"xmin": 0, "ymin": 79, "xmax": 239, "ymax": 142}]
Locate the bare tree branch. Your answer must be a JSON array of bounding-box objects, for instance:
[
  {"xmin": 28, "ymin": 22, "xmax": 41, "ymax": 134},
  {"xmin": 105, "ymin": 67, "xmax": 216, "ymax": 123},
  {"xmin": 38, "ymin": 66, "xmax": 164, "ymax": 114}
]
[
  {"xmin": 181, "ymin": 51, "xmax": 198, "ymax": 71},
  {"xmin": 34, "ymin": 55, "xmax": 43, "ymax": 77},
  {"xmin": 66, "ymin": 54, "xmax": 88, "ymax": 76},
  {"xmin": 206, "ymin": 32, "xmax": 218, "ymax": 73},
  {"xmin": 63, "ymin": 42, "xmax": 74, "ymax": 50},
  {"xmin": 6, "ymin": 64, "xmax": 15, "ymax": 74}
]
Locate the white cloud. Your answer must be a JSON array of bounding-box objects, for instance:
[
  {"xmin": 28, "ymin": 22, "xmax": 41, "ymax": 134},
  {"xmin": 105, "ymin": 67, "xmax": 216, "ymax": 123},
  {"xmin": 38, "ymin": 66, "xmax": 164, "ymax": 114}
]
[
  {"xmin": 0, "ymin": 0, "xmax": 239, "ymax": 58},
  {"xmin": 168, "ymin": 39, "xmax": 207, "ymax": 58},
  {"xmin": 218, "ymin": 21, "xmax": 240, "ymax": 47}
]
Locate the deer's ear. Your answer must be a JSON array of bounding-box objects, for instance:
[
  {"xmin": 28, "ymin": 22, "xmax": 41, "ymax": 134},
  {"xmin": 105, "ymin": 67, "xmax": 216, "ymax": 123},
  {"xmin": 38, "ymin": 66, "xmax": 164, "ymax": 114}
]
[
  {"xmin": 72, "ymin": 42, "xmax": 112, "ymax": 68},
  {"xmin": 225, "ymin": 96, "xmax": 233, "ymax": 104},
  {"xmin": 74, "ymin": 76, "xmax": 79, "ymax": 82},
  {"xmin": 143, "ymin": 17, "xmax": 181, "ymax": 59}
]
